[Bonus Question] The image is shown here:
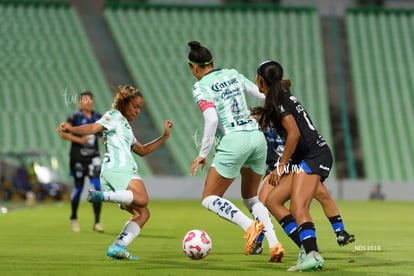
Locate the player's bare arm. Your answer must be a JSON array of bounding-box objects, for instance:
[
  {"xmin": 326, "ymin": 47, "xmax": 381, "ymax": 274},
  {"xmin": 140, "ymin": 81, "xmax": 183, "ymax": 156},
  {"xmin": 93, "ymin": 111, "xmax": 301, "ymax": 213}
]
[
  {"xmin": 57, "ymin": 122, "xmax": 104, "ymax": 136},
  {"xmin": 132, "ymin": 120, "xmax": 173, "ymax": 156}
]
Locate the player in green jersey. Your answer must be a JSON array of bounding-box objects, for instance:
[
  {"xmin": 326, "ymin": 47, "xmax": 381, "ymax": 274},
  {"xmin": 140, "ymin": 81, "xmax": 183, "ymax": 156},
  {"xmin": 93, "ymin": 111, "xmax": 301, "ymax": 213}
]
[
  {"xmin": 57, "ymin": 85, "xmax": 173, "ymax": 260},
  {"xmin": 187, "ymin": 41, "xmax": 285, "ymax": 262}
]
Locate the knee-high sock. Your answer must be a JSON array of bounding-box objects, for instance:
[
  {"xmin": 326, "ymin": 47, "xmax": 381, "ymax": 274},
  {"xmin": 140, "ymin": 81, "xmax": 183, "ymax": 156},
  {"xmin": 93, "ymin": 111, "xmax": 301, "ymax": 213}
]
[
  {"xmin": 244, "ymin": 196, "xmax": 279, "ymax": 247},
  {"xmin": 115, "ymin": 221, "xmax": 141, "ymax": 247},
  {"xmin": 298, "ymin": 221, "xmax": 318, "ymax": 254},
  {"xmin": 103, "ymin": 190, "xmax": 133, "ymax": 205},
  {"xmin": 202, "ymin": 195, "xmax": 252, "ymax": 231},
  {"xmin": 328, "ymin": 215, "xmax": 345, "ymax": 234},
  {"xmin": 279, "ymin": 214, "xmax": 301, "ymax": 247}
]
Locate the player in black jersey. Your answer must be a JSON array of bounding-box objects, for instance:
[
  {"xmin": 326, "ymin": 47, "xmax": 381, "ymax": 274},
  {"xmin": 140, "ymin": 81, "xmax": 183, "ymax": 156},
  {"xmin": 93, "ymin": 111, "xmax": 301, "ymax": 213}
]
[
  {"xmin": 253, "ymin": 61, "xmax": 330, "ymax": 271},
  {"xmin": 261, "ymin": 126, "xmax": 354, "ymax": 242},
  {"xmin": 60, "ymin": 91, "xmax": 103, "ymax": 233},
  {"xmin": 253, "ymin": 79, "xmax": 355, "ymax": 250}
]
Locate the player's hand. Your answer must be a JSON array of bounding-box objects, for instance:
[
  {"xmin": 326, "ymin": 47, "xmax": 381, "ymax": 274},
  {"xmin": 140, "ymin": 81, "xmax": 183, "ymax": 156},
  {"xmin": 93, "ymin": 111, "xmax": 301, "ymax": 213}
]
[
  {"xmin": 269, "ymin": 164, "xmax": 285, "ymax": 186},
  {"xmin": 78, "ymin": 136, "xmax": 90, "ymax": 145},
  {"xmin": 190, "ymin": 156, "xmax": 206, "ymax": 176},
  {"xmin": 163, "ymin": 120, "xmax": 173, "ymax": 137},
  {"xmin": 56, "ymin": 122, "xmax": 71, "ymax": 133}
]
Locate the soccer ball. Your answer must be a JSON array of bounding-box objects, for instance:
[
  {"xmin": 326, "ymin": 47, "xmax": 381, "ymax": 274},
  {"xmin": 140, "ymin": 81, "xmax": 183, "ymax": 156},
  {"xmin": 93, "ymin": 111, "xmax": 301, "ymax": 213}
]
[{"xmin": 182, "ymin": 229, "xmax": 212, "ymax": 260}]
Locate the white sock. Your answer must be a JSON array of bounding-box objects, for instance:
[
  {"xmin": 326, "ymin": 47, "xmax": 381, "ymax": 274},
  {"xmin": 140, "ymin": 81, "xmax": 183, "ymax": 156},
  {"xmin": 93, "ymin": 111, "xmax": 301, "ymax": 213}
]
[
  {"xmin": 103, "ymin": 190, "xmax": 133, "ymax": 205},
  {"xmin": 244, "ymin": 196, "xmax": 279, "ymax": 247},
  {"xmin": 115, "ymin": 221, "xmax": 141, "ymax": 247},
  {"xmin": 202, "ymin": 195, "xmax": 252, "ymax": 231}
]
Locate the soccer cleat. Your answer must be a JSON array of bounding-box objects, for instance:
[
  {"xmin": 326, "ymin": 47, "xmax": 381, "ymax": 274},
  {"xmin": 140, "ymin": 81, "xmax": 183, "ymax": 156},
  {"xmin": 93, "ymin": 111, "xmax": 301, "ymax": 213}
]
[
  {"xmin": 269, "ymin": 242, "xmax": 285, "ymax": 262},
  {"xmin": 244, "ymin": 220, "xmax": 265, "ymax": 255},
  {"xmin": 87, "ymin": 189, "xmax": 104, "ymax": 203},
  {"xmin": 93, "ymin": 223, "xmax": 104, "ymax": 233},
  {"xmin": 107, "ymin": 244, "xmax": 139, "ymax": 261},
  {"xmin": 287, "ymin": 250, "xmax": 324, "ymax": 272},
  {"xmin": 336, "ymin": 230, "xmax": 356, "ymax": 246},
  {"xmin": 71, "ymin": 219, "xmax": 80, "ymax": 233},
  {"xmin": 297, "ymin": 245, "xmax": 306, "ymax": 263},
  {"xmin": 250, "ymin": 232, "xmax": 264, "ymax": 255},
  {"xmin": 251, "ymin": 243, "xmax": 263, "ymax": 255}
]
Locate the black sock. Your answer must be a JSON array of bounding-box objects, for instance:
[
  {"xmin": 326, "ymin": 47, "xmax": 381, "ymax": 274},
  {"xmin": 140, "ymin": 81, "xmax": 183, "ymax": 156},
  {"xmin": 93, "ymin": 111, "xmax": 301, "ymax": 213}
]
[
  {"xmin": 93, "ymin": 202, "xmax": 102, "ymax": 224},
  {"xmin": 298, "ymin": 221, "xmax": 318, "ymax": 254},
  {"xmin": 280, "ymin": 215, "xmax": 301, "ymax": 247},
  {"xmin": 328, "ymin": 215, "xmax": 345, "ymax": 234}
]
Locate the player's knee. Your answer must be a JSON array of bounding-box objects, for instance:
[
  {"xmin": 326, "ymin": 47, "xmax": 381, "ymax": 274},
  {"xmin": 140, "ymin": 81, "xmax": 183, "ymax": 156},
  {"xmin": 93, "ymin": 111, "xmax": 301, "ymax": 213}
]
[
  {"xmin": 132, "ymin": 192, "xmax": 149, "ymax": 208},
  {"xmin": 71, "ymin": 185, "xmax": 83, "ymax": 201},
  {"xmin": 243, "ymin": 196, "xmax": 259, "ymax": 210}
]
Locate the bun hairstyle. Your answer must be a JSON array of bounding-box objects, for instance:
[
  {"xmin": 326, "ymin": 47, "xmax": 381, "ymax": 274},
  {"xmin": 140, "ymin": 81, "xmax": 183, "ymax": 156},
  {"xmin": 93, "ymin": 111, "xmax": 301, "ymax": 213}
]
[
  {"xmin": 112, "ymin": 85, "xmax": 143, "ymax": 113},
  {"xmin": 187, "ymin": 40, "xmax": 213, "ymax": 67}
]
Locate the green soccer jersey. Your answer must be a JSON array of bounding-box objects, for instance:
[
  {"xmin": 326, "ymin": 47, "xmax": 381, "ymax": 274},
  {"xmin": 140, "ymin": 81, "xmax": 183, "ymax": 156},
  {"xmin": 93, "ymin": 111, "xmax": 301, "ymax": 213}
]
[
  {"xmin": 97, "ymin": 110, "xmax": 138, "ymax": 173},
  {"xmin": 192, "ymin": 68, "xmax": 260, "ymax": 139}
]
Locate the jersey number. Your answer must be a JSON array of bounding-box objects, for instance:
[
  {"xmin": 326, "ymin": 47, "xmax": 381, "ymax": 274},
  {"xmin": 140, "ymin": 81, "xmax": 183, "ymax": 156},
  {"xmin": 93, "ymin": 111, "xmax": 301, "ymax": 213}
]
[{"xmin": 303, "ymin": 111, "xmax": 315, "ymax": 131}]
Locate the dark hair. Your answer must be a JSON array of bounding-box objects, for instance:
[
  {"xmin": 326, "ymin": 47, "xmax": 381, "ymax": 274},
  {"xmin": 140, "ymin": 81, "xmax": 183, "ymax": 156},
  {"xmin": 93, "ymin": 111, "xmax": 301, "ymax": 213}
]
[
  {"xmin": 80, "ymin": 91, "xmax": 93, "ymax": 98},
  {"xmin": 187, "ymin": 41, "xmax": 213, "ymax": 67},
  {"xmin": 78, "ymin": 91, "xmax": 94, "ymax": 103},
  {"xmin": 112, "ymin": 85, "xmax": 143, "ymax": 115},
  {"xmin": 253, "ymin": 61, "xmax": 286, "ymax": 129}
]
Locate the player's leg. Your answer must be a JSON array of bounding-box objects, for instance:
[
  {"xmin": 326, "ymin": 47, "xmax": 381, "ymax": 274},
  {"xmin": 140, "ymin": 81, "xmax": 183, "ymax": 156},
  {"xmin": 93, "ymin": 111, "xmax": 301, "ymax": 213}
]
[
  {"xmin": 89, "ymin": 158, "xmax": 103, "ymax": 232},
  {"xmin": 250, "ymin": 173, "xmax": 273, "ymax": 255},
  {"xmin": 201, "ymin": 166, "xmax": 264, "ymax": 255},
  {"xmin": 69, "ymin": 161, "xmax": 85, "ymax": 232},
  {"xmin": 250, "ymin": 174, "xmax": 272, "ymax": 255},
  {"xmin": 288, "ymin": 172, "xmax": 324, "ymax": 272},
  {"xmin": 265, "ymin": 173, "xmax": 301, "ymax": 248},
  {"xmin": 258, "ymin": 173, "xmax": 273, "ymax": 203},
  {"xmin": 241, "ymin": 168, "xmax": 284, "ymax": 261},
  {"xmin": 90, "ymin": 177, "xmax": 103, "ymax": 232},
  {"xmin": 290, "ymin": 172, "xmax": 319, "ymax": 248},
  {"xmin": 107, "ymin": 178, "xmax": 150, "ymax": 260},
  {"xmin": 201, "ymin": 166, "xmax": 251, "ymax": 226},
  {"xmin": 314, "ymin": 182, "xmax": 355, "ymax": 246}
]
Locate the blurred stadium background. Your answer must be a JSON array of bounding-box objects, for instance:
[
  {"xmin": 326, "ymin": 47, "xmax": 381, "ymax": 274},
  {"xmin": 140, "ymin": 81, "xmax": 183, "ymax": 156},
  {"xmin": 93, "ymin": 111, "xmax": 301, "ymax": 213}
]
[{"xmin": 0, "ymin": 0, "xmax": 413, "ymax": 201}]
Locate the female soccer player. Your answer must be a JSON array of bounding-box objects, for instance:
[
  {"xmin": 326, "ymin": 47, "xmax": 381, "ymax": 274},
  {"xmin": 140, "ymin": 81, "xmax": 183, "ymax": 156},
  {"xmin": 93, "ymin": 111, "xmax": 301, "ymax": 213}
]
[
  {"xmin": 254, "ymin": 80, "xmax": 355, "ymax": 250},
  {"xmin": 253, "ymin": 60, "xmax": 332, "ymax": 271},
  {"xmin": 187, "ymin": 41, "xmax": 285, "ymax": 261},
  {"xmin": 258, "ymin": 126, "xmax": 355, "ymax": 248},
  {"xmin": 57, "ymin": 85, "xmax": 173, "ymax": 260}
]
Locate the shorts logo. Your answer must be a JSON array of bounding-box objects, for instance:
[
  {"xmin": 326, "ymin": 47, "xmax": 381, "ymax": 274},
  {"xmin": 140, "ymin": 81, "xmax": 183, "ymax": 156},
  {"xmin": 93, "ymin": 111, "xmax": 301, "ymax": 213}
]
[
  {"xmin": 319, "ymin": 165, "xmax": 330, "ymax": 171},
  {"xmin": 218, "ymin": 162, "xmax": 231, "ymax": 168}
]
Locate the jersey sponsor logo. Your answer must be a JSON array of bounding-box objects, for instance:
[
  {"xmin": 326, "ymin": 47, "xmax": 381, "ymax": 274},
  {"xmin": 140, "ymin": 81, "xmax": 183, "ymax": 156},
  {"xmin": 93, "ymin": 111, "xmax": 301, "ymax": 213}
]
[
  {"xmin": 211, "ymin": 77, "xmax": 238, "ymax": 92},
  {"xmin": 221, "ymin": 87, "xmax": 241, "ymax": 100},
  {"xmin": 229, "ymin": 119, "xmax": 252, "ymax": 127}
]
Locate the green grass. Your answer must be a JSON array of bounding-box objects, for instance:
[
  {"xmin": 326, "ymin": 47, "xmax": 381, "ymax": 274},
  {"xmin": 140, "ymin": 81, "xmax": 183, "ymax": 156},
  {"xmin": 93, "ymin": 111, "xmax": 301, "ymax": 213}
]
[{"xmin": 0, "ymin": 199, "xmax": 413, "ymax": 275}]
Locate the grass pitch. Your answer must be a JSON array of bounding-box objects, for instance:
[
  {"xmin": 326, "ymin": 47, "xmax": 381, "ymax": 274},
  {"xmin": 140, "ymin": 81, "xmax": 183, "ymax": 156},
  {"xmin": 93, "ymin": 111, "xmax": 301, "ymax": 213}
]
[{"xmin": 0, "ymin": 199, "xmax": 413, "ymax": 275}]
